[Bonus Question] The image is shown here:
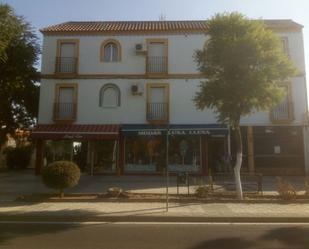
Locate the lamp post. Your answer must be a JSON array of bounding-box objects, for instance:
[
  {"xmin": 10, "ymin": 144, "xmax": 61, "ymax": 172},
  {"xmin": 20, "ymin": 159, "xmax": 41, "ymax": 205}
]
[{"xmin": 166, "ymin": 125, "xmax": 169, "ymax": 212}]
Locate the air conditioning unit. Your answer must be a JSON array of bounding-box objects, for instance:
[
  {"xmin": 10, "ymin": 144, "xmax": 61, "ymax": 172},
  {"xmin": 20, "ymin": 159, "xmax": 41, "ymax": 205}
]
[
  {"xmin": 131, "ymin": 83, "xmax": 143, "ymax": 95},
  {"xmin": 135, "ymin": 43, "xmax": 146, "ymax": 54}
]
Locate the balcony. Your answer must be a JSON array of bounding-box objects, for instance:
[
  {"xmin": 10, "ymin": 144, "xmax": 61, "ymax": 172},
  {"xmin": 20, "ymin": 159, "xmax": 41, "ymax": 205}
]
[
  {"xmin": 53, "ymin": 102, "xmax": 77, "ymax": 121},
  {"xmin": 146, "ymin": 56, "xmax": 168, "ymax": 75},
  {"xmin": 270, "ymin": 101, "xmax": 294, "ymax": 123},
  {"xmin": 147, "ymin": 102, "xmax": 168, "ymax": 122},
  {"xmin": 55, "ymin": 57, "xmax": 78, "ymax": 74}
]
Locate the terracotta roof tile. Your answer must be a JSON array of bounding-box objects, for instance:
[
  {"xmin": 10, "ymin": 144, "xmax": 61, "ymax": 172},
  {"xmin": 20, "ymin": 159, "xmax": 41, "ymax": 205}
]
[{"xmin": 40, "ymin": 19, "xmax": 303, "ymax": 35}]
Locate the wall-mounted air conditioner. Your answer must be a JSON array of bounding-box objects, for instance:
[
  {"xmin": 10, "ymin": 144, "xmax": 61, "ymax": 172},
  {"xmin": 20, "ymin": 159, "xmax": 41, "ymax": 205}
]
[
  {"xmin": 135, "ymin": 43, "xmax": 147, "ymax": 55},
  {"xmin": 131, "ymin": 83, "xmax": 143, "ymax": 95}
]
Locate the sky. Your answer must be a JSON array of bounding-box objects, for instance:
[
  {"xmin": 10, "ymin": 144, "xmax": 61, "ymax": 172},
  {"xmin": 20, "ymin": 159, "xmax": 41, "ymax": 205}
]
[{"xmin": 2, "ymin": 0, "xmax": 309, "ymax": 82}]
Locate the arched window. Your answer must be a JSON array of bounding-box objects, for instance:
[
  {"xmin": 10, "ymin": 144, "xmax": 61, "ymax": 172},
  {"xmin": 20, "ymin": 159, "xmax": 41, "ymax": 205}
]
[
  {"xmin": 100, "ymin": 39, "xmax": 121, "ymax": 62},
  {"xmin": 99, "ymin": 84, "xmax": 121, "ymax": 107}
]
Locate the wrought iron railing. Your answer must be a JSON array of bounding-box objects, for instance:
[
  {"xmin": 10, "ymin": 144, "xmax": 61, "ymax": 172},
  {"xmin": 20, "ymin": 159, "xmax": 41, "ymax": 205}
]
[
  {"xmin": 146, "ymin": 56, "xmax": 168, "ymax": 74},
  {"xmin": 271, "ymin": 101, "xmax": 293, "ymax": 122},
  {"xmin": 55, "ymin": 57, "xmax": 78, "ymax": 74},
  {"xmin": 53, "ymin": 102, "xmax": 77, "ymax": 120},
  {"xmin": 147, "ymin": 102, "xmax": 168, "ymax": 121}
]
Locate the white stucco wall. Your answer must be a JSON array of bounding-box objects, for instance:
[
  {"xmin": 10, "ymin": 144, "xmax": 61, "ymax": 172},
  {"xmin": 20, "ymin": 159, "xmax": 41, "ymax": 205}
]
[
  {"xmin": 41, "ymin": 34, "xmax": 208, "ymax": 75},
  {"xmin": 38, "ymin": 76, "xmax": 306, "ymax": 126},
  {"xmin": 38, "ymin": 29, "xmax": 308, "ymax": 126}
]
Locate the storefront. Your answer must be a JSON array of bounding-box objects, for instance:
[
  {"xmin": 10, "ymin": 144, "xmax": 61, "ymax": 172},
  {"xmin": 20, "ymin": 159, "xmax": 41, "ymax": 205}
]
[
  {"xmin": 121, "ymin": 124, "xmax": 229, "ymax": 175},
  {"xmin": 32, "ymin": 124, "xmax": 120, "ymax": 175}
]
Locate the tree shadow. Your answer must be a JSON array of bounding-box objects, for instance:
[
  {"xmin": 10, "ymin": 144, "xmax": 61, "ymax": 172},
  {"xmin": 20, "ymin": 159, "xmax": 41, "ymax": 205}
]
[
  {"xmin": 190, "ymin": 237, "xmax": 256, "ymax": 249},
  {"xmin": 260, "ymin": 226, "xmax": 309, "ymax": 249}
]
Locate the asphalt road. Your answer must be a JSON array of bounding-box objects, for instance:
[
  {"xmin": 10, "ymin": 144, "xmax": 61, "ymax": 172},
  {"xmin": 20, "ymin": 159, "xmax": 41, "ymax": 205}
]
[{"xmin": 0, "ymin": 222, "xmax": 309, "ymax": 249}]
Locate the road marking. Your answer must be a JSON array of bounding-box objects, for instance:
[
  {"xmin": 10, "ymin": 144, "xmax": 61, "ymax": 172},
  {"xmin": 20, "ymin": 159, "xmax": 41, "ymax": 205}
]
[{"xmin": 1, "ymin": 221, "xmax": 309, "ymax": 226}]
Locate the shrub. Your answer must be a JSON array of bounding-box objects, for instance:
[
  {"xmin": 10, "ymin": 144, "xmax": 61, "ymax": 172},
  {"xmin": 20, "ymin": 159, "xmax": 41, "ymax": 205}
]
[
  {"xmin": 42, "ymin": 161, "xmax": 81, "ymax": 198},
  {"xmin": 6, "ymin": 145, "xmax": 32, "ymax": 169},
  {"xmin": 195, "ymin": 185, "xmax": 210, "ymax": 198},
  {"xmin": 276, "ymin": 177, "xmax": 297, "ymax": 200}
]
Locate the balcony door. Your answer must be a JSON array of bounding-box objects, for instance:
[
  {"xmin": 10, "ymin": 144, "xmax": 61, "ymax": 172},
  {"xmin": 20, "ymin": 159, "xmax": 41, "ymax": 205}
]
[
  {"xmin": 147, "ymin": 39, "xmax": 168, "ymax": 74},
  {"xmin": 54, "ymin": 84, "xmax": 77, "ymax": 121},
  {"xmin": 56, "ymin": 40, "xmax": 79, "ymax": 73},
  {"xmin": 147, "ymin": 84, "xmax": 169, "ymax": 122}
]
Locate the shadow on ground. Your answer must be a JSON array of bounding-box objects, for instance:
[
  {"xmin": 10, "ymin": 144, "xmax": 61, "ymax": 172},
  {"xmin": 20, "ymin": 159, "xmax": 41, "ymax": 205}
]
[
  {"xmin": 0, "ymin": 209, "xmax": 100, "ymax": 246},
  {"xmin": 190, "ymin": 226, "xmax": 309, "ymax": 249}
]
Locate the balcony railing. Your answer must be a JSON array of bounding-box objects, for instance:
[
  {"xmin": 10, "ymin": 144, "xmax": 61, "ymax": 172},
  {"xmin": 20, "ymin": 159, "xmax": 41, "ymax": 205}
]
[
  {"xmin": 146, "ymin": 56, "xmax": 168, "ymax": 74},
  {"xmin": 55, "ymin": 57, "xmax": 78, "ymax": 74},
  {"xmin": 147, "ymin": 102, "xmax": 168, "ymax": 122},
  {"xmin": 271, "ymin": 101, "xmax": 293, "ymax": 123},
  {"xmin": 53, "ymin": 102, "xmax": 77, "ymax": 121}
]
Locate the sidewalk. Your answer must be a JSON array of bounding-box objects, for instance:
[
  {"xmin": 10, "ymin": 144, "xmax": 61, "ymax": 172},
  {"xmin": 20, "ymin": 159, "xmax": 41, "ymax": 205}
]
[
  {"xmin": 0, "ymin": 170, "xmax": 307, "ymax": 202},
  {"xmin": 1, "ymin": 171, "xmax": 309, "ymax": 223},
  {"xmin": 2, "ymin": 201, "xmax": 309, "ymax": 223}
]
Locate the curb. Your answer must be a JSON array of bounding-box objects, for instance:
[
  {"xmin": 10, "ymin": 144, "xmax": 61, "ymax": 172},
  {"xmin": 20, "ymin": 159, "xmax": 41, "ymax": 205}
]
[{"xmin": 1, "ymin": 215, "xmax": 309, "ymax": 223}]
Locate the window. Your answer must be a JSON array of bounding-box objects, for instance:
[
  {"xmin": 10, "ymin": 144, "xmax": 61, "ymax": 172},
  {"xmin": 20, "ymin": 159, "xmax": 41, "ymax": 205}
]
[
  {"xmin": 281, "ymin": 37, "xmax": 289, "ymax": 55},
  {"xmin": 270, "ymin": 83, "xmax": 293, "ymax": 123},
  {"xmin": 54, "ymin": 84, "xmax": 78, "ymax": 121},
  {"xmin": 100, "ymin": 39, "xmax": 121, "ymax": 62},
  {"xmin": 146, "ymin": 39, "xmax": 168, "ymax": 74},
  {"xmin": 100, "ymin": 84, "xmax": 120, "ymax": 107},
  {"xmin": 146, "ymin": 83, "xmax": 169, "ymax": 122},
  {"xmin": 56, "ymin": 39, "xmax": 79, "ymax": 74}
]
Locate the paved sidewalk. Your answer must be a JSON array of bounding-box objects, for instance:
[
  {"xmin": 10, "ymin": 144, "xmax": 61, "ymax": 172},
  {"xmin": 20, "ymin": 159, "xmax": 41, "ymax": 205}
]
[
  {"xmin": 0, "ymin": 171, "xmax": 307, "ymax": 202},
  {"xmin": 1, "ymin": 171, "xmax": 309, "ymax": 222},
  {"xmin": 1, "ymin": 202, "xmax": 309, "ymax": 222}
]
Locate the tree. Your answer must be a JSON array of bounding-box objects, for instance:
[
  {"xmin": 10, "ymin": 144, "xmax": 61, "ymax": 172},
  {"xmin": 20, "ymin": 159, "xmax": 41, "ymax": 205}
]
[
  {"xmin": 194, "ymin": 13, "xmax": 296, "ymax": 199},
  {"xmin": 0, "ymin": 4, "xmax": 40, "ymax": 144}
]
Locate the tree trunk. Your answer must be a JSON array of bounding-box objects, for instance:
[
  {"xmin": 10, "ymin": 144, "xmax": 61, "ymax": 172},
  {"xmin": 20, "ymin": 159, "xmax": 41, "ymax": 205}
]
[
  {"xmin": 233, "ymin": 125, "xmax": 243, "ymax": 199},
  {"xmin": 59, "ymin": 189, "xmax": 64, "ymax": 199}
]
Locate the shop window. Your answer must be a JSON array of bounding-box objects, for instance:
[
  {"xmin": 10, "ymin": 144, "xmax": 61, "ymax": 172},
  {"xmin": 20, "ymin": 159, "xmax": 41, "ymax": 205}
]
[
  {"xmin": 93, "ymin": 140, "xmax": 118, "ymax": 173},
  {"xmin": 168, "ymin": 136, "xmax": 201, "ymax": 172},
  {"xmin": 124, "ymin": 136, "xmax": 166, "ymax": 173},
  {"xmin": 124, "ymin": 135, "xmax": 202, "ymax": 173},
  {"xmin": 99, "ymin": 84, "xmax": 121, "ymax": 107}
]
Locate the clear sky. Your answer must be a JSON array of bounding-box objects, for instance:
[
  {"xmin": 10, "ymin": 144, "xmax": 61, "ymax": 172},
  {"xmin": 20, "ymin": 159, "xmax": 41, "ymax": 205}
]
[{"xmin": 2, "ymin": 0, "xmax": 309, "ymax": 86}]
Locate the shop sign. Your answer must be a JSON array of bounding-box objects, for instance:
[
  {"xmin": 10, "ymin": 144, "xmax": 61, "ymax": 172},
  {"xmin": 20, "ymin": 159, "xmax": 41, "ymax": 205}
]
[
  {"xmin": 137, "ymin": 130, "xmax": 163, "ymax": 136},
  {"xmin": 136, "ymin": 129, "xmax": 214, "ymax": 136},
  {"xmin": 63, "ymin": 134, "xmax": 84, "ymax": 139},
  {"xmin": 168, "ymin": 130, "xmax": 211, "ymax": 135}
]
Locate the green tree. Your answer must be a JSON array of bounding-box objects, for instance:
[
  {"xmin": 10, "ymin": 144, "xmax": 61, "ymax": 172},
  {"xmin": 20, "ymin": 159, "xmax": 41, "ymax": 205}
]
[
  {"xmin": 194, "ymin": 13, "xmax": 296, "ymax": 199},
  {"xmin": 0, "ymin": 4, "xmax": 40, "ymax": 144}
]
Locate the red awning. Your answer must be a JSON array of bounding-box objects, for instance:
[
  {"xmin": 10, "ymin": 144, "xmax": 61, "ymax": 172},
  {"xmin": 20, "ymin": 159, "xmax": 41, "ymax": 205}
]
[{"xmin": 31, "ymin": 124, "xmax": 120, "ymax": 140}]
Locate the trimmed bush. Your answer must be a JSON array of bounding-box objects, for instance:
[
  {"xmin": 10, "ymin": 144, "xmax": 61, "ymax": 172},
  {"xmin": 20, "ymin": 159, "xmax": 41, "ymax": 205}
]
[
  {"xmin": 6, "ymin": 145, "xmax": 32, "ymax": 169},
  {"xmin": 42, "ymin": 161, "xmax": 81, "ymax": 198},
  {"xmin": 195, "ymin": 185, "xmax": 210, "ymax": 198},
  {"xmin": 276, "ymin": 177, "xmax": 297, "ymax": 200}
]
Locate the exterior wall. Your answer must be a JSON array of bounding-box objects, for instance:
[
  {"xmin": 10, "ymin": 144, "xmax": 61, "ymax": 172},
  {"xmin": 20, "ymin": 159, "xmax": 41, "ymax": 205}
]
[
  {"xmin": 41, "ymin": 34, "xmax": 207, "ymax": 75},
  {"xmin": 39, "ymin": 30, "xmax": 308, "ymax": 127},
  {"xmin": 38, "ymin": 76, "xmax": 306, "ymax": 126}
]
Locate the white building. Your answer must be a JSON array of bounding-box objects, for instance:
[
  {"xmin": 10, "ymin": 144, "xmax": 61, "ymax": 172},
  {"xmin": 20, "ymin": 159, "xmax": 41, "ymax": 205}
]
[{"xmin": 33, "ymin": 20, "xmax": 308, "ymax": 176}]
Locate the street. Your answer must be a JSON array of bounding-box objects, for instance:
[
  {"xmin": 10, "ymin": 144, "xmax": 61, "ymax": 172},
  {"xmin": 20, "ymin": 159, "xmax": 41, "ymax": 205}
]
[{"xmin": 0, "ymin": 222, "xmax": 308, "ymax": 249}]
